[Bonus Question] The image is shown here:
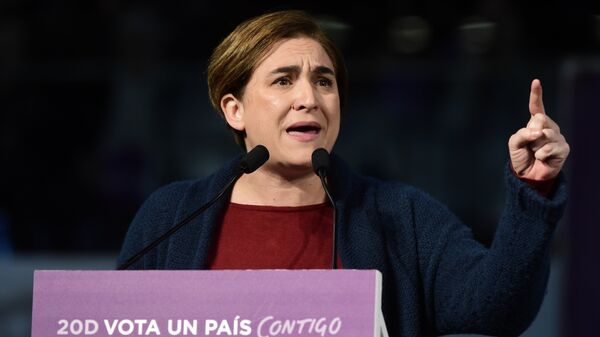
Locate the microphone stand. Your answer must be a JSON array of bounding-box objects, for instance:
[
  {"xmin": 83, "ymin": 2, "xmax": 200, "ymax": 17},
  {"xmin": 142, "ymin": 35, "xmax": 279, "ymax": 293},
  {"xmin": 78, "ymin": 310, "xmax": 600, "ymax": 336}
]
[
  {"xmin": 117, "ymin": 145, "xmax": 269, "ymax": 270},
  {"xmin": 312, "ymin": 148, "xmax": 338, "ymax": 269},
  {"xmin": 117, "ymin": 173, "xmax": 241, "ymax": 270}
]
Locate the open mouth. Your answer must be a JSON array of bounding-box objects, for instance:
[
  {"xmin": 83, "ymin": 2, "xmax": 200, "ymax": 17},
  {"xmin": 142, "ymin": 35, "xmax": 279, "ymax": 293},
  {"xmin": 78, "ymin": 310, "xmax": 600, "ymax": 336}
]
[
  {"xmin": 287, "ymin": 125, "xmax": 321, "ymax": 134},
  {"xmin": 286, "ymin": 122, "xmax": 322, "ymax": 140}
]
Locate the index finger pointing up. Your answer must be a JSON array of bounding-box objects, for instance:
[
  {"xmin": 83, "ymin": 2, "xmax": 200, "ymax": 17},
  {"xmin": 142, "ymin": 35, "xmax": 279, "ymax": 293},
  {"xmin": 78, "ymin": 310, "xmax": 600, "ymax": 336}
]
[{"xmin": 529, "ymin": 79, "xmax": 546, "ymax": 116}]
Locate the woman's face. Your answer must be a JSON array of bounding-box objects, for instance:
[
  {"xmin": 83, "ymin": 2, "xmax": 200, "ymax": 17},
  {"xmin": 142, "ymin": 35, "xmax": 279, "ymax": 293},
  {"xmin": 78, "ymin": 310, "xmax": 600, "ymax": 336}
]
[{"xmin": 224, "ymin": 37, "xmax": 341, "ymax": 174}]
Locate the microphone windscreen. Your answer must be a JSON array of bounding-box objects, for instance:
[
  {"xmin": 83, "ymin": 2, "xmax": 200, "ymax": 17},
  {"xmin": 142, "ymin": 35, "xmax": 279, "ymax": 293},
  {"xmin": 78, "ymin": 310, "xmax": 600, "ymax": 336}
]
[
  {"xmin": 311, "ymin": 148, "xmax": 330, "ymax": 175},
  {"xmin": 241, "ymin": 145, "xmax": 269, "ymax": 173}
]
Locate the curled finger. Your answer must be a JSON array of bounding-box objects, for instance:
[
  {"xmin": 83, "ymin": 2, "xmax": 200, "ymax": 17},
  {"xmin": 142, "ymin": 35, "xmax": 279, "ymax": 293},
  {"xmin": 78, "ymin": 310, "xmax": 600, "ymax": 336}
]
[{"xmin": 509, "ymin": 127, "xmax": 543, "ymax": 151}]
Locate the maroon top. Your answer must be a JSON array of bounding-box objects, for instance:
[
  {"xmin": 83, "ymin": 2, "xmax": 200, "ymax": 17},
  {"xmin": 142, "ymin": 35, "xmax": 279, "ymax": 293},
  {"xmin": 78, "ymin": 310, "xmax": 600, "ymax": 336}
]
[{"xmin": 207, "ymin": 202, "xmax": 338, "ymax": 269}]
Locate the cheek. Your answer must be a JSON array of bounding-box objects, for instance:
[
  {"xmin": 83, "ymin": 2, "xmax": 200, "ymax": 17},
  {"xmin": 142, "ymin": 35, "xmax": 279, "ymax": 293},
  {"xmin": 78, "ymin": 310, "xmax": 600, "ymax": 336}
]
[
  {"xmin": 326, "ymin": 98, "xmax": 341, "ymax": 127},
  {"xmin": 248, "ymin": 87, "xmax": 289, "ymax": 113},
  {"xmin": 244, "ymin": 98, "xmax": 287, "ymax": 138},
  {"xmin": 256, "ymin": 95, "xmax": 290, "ymax": 127},
  {"xmin": 264, "ymin": 93, "xmax": 290, "ymax": 113},
  {"xmin": 330, "ymin": 115, "xmax": 341, "ymax": 140},
  {"xmin": 324, "ymin": 108, "xmax": 340, "ymax": 141}
]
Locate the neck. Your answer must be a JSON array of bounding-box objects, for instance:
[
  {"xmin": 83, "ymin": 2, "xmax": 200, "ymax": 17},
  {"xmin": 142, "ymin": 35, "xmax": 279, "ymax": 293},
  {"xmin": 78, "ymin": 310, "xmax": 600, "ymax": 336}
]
[{"xmin": 230, "ymin": 165, "xmax": 326, "ymax": 206}]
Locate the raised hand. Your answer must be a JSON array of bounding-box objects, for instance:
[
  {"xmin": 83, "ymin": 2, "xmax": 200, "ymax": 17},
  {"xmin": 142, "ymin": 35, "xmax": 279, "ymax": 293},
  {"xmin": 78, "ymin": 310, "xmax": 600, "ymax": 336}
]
[{"xmin": 508, "ymin": 79, "xmax": 570, "ymax": 181}]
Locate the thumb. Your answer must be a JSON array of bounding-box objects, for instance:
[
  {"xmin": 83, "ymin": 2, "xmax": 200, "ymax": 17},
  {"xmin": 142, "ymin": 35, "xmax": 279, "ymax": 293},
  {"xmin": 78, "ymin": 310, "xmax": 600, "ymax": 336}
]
[{"xmin": 529, "ymin": 79, "xmax": 546, "ymax": 116}]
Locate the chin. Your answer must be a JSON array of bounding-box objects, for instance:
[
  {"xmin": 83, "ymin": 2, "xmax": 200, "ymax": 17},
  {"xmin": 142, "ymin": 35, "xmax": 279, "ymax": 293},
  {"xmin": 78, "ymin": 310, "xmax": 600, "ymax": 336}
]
[
  {"xmin": 284, "ymin": 155, "xmax": 313, "ymax": 169},
  {"xmin": 273, "ymin": 148, "xmax": 315, "ymax": 172}
]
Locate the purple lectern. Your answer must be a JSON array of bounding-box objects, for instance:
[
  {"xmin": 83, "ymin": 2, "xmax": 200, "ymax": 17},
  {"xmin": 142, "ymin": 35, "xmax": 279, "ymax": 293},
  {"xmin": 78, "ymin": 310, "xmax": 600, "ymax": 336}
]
[{"xmin": 32, "ymin": 270, "xmax": 388, "ymax": 337}]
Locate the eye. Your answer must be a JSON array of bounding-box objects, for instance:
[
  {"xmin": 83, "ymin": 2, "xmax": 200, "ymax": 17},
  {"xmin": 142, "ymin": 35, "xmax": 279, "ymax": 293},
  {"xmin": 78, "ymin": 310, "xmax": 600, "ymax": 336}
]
[
  {"xmin": 316, "ymin": 78, "xmax": 333, "ymax": 87},
  {"xmin": 273, "ymin": 77, "xmax": 292, "ymax": 86}
]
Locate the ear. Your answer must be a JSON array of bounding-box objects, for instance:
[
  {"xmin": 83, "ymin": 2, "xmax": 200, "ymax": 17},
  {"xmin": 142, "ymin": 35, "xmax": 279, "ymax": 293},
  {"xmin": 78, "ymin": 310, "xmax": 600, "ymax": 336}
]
[{"xmin": 221, "ymin": 94, "xmax": 245, "ymax": 131}]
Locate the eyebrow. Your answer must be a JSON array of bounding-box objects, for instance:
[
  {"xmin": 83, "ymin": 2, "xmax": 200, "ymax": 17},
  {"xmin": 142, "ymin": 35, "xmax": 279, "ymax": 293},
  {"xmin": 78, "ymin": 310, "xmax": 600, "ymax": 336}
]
[{"xmin": 269, "ymin": 65, "xmax": 336, "ymax": 76}]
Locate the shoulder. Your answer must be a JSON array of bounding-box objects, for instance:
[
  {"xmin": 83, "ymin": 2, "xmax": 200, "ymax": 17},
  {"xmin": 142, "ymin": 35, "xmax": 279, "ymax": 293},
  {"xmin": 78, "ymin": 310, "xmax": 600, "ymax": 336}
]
[
  {"xmin": 117, "ymin": 179, "xmax": 196, "ymax": 267},
  {"xmin": 332, "ymin": 157, "xmax": 455, "ymax": 239},
  {"xmin": 349, "ymin": 170, "xmax": 448, "ymax": 217},
  {"xmin": 372, "ymin": 179, "xmax": 459, "ymax": 241},
  {"xmin": 125, "ymin": 154, "xmax": 239, "ymax": 232},
  {"xmin": 123, "ymin": 179, "xmax": 204, "ymax": 240},
  {"xmin": 135, "ymin": 155, "xmax": 244, "ymax": 226},
  {"xmin": 330, "ymin": 152, "xmax": 444, "ymax": 210},
  {"xmin": 144, "ymin": 180, "xmax": 194, "ymax": 207},
  {"xmin": 117, "ymin": 168, "xmax": 228, "ymax": 267}
]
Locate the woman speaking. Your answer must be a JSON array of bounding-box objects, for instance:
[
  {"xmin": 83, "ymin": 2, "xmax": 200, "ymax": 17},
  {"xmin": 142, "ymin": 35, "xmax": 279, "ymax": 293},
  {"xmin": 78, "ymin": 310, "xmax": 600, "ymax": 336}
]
[{"xmin": 118, "ymin": 10, "xmax": 570, "ymax": 337}]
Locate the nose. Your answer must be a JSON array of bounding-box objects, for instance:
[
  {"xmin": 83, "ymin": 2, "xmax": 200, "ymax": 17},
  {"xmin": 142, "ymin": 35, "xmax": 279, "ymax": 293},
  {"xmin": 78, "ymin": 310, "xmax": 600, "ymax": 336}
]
[{"xmin": 291, "ymin": 79, "xmax": 318, "ymax": 112}]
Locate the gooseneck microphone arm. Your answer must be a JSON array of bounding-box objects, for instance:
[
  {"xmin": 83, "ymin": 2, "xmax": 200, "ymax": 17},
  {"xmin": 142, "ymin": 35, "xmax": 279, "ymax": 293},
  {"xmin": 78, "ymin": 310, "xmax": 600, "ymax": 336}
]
[
  {"xmin": 117, "ymin": 175, "xmax": 237, "ymax": 270},
  {"xmin": 311, "ymin": 148, "xmax": 338, "ymax": 269},
  {"xmin": 117, "ymin": 145, "xmax": 269, "ymax": 270}
]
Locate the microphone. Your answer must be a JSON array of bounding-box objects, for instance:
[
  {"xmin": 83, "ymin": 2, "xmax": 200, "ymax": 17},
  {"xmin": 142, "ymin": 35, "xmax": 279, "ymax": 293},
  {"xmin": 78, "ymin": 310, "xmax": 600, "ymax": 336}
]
[
  {"xmin": 311, "ymin": 148, "xmax": 338, "ymax": 269},
  {"xmin": 117, "ymin": 145, "xmax": 269, "ymax": 270},
  {"xmin": 238, "ymin": 145, "xmax": 269, "ymax": 174},
  {"xmin": 312, "ymin": 148, "xmax": 330, "ymax": 179}
]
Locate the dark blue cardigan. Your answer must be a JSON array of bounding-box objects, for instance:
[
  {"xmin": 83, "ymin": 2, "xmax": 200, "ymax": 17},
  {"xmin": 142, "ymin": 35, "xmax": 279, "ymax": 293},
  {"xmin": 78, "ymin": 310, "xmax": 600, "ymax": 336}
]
[{"xmin": 118, "ymin": 154, "xmax": 567, "ymax": 337}]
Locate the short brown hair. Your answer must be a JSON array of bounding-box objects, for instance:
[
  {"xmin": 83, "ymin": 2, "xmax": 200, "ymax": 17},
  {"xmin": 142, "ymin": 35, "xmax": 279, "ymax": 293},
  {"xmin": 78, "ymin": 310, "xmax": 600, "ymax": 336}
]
[{"xmin": 207, "ymin": 10, "xmax": 348, "ymax": 149}]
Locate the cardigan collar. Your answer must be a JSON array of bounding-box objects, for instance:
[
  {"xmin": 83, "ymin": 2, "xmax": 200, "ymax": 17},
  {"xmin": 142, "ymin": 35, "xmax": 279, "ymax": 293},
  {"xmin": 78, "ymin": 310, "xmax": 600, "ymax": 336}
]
[{"xmin": 165, "ymin": 151, "xmax": 357, "ymax": 269}]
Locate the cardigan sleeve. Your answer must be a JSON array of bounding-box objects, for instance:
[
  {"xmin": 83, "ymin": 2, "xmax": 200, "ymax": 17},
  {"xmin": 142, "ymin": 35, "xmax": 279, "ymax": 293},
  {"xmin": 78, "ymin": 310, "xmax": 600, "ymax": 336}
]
[
  {"xmin": 413, "ymin": 164, "xmax": 567, "ymax": 336},
  {"xmin": 117, "ymin": 181, "xmax": 190, "ymax": 269}
]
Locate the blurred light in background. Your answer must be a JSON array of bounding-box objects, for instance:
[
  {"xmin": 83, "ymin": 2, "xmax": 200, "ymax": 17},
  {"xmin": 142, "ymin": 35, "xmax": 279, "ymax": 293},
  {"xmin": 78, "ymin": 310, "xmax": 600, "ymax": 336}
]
[
  {"xmin": 459, "ymin": 16, "xmax": 496, "ymax": 55},
  {"xmin": 389, "ymin": 16, "xmax": 431, "ymax": 54},
  {"xmin": 316, "ymin": 16, "xmax": 350, "ymax": 49}
]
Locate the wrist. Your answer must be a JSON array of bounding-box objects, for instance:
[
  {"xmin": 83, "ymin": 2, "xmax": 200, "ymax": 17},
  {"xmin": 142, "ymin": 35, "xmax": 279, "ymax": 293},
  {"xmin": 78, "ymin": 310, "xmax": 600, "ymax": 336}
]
[{"xmin": 510, "ymin": 164, "xmax": 556, "ymax": 197}]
